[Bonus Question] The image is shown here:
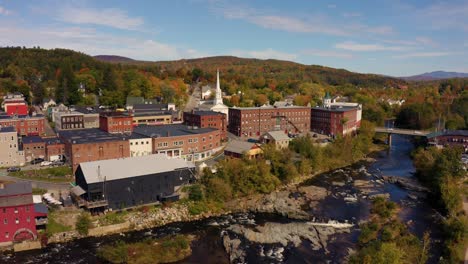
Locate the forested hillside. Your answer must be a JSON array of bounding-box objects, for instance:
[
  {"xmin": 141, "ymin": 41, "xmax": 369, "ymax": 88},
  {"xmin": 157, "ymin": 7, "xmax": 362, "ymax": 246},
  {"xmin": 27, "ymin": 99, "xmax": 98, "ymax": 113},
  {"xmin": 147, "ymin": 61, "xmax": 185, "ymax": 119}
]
[{"xmin": 1, "ymin": 47, "xmax": 466, "ymax": 129}]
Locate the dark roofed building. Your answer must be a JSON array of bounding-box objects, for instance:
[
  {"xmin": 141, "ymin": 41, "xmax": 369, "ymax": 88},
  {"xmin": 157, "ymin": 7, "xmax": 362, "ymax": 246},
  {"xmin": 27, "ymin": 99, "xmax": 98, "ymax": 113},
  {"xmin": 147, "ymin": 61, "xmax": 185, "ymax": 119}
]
[
  {"xmin": 73, "ymin": 154, "xmax": 195, "ymax": 210},
  {"xmin": 22, "ymin": 136, "xmax": 45, "ymax": 162},
  {"xmin": 183, "ymin": 110, "xmax": 227, "ymax": 140},
  {"xmin": 59, "ymin": 128, "xmax": 130, "ymax": 173},
  {"xmin": 427, "ymin": 130, "xmax": 468, "ymax": 152}
]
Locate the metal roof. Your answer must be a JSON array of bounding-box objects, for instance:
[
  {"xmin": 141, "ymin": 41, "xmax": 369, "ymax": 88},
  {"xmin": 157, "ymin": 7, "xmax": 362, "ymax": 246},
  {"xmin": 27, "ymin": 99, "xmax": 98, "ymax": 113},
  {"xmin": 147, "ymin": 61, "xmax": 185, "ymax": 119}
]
[
  {"xmin": 224, "ymin": 140, "xmax": 258, "ymax": 154},
  {"xmin": 78, "ymin": 154, "xmax": 195, "ymax": 184},
  {"xmin": 185, "ymin": 110, "xmax": 225, "ymax": 116},
  {"xmin": 59, "ymin": 128, "xmax": 129, "ymax": 144},
  {"xmin": 0, "ymin": 182, "xmax": 32, "ymax": 197},
  {"xmin": 0, "ymin": 126, "xmax": 16, "ymax": 133},
  {"xmin": 22, "ymin": 136, "xmax": 44, "ymax": 144},
  {"xmin": 133, "ymin": 124, "xmax": 217, "ymax": 138},
  {"xmin": 263, "ymin": 130, "xmax": 290, "ymax": 141}
]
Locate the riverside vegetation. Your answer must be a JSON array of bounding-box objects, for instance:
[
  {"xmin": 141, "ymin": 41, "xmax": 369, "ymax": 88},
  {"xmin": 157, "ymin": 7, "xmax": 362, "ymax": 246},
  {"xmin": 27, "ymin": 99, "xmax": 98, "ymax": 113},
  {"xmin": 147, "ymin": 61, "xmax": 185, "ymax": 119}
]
[{"xmin": 413, "ymin": 147, "xmax": 467, "ymax": 263}]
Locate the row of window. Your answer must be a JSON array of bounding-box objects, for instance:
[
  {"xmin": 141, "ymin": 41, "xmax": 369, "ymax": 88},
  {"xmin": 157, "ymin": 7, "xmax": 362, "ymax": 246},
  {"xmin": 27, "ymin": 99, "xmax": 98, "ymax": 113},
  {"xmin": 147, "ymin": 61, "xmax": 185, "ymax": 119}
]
[
  {"xmin": 3, "ymin": 216, "xmax": 31, "ymax": 225},
  {"xmin": 130, "ymin": 141, "xmax": 150, "ymax": 146},
  {"xmin": 2, "ymin": 207, "xmax": 29, "ymax": 213}
]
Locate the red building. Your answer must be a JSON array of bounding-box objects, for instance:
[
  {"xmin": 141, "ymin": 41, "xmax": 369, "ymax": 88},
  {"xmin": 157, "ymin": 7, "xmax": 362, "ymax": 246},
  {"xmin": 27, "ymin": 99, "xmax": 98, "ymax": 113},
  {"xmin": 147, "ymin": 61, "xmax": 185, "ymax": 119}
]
[
  {"xmin": 0, "ymin": 114, "xmax": 46, "ymax": 136},
  {"xmin": 427, "ymin": 130, "xmax": 468, "ymax": 152},
  {"xmin": 44, "ymin": 137, "xmax": 66, "ymax": 161},
  {"xmin": 22, "ymin": 136, "xmax": 46, "ymax": 162},
  {"xmin": 183, "ymin": 110, "xmax": 227, "ymax": 140},
  {"xmin": 0, "ymin": 182, "xmax": 37, "ymax": 245},
  {"xmin": 228, "ymin": 106, "xmax": 311, "ymax": 139},
  {"xmin": 310, "ymin": 106, "xmax": 360, "ymax": 136},
  {"xmin": 99, "ymin": 112, "xmax": 133, "ymax": 134},
  {"xmin": 59, "ymin": 129, "xmax": 131, "ymax": 173},
  {"xmin": 2, "ymin": 93, "xmax": 28, "ymax": 116}
]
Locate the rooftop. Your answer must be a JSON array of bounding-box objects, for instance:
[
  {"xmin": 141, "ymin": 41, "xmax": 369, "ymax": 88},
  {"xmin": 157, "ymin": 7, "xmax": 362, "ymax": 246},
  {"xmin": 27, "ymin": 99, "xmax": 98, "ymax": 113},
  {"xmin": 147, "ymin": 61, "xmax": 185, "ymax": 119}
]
[
  {"xmin": 225, "ymin": 140, "xmax": 259, "ymax": 154},
  {"xmin": 129, "ymin": 132, "xmax": 152, "ymax": 139},
  {"xmin": 230, "ymin": 105, "xmax": 310, "ymax": 110},
  {"xmin": 0, "ymin": 126, "xmax": 16, "ymax": 133},
  {"xmin": 263, "ymin": 130, "xmax": 290, "ymax": 141},
  {"xmin": 54, "ymin": 111, "xmax": 83, "ymax": 116},
  {"xmin": 0, "ymin": 114, "xmax": 45, "ymax": 120},
  {"xmin": 43, "ymin": 137, "xmax": 63, "ymax": 145},
  {"xmin": 133, "ymin": 124, "xmax": 217, "ymax": 138},
  {"xmin": 22, "ymin": 136, "xmax": 44, "ymax": 144},
  {"xmin": 78, "ymin": 154, "xmax": 195, "ymax": 184},
  {"xmin": 185, "ymin": 110, "xmax": 225, "ymax": 116},
  {"xmin": 72, "ymin": 106, "xmax": 100, "ymax": 114},
  {"xmin": 426, "ymin": 130, "xmax": 468, "ymax": 139},
  {"xmin": 133, "ymin": 104, "xmax": 171, "ymax": 112},
  {"xmin": 59, "ymin": 128, "xmax": 128, "ymax": 144},
  {"xmin": 312, "ymin": 105, "xmax": 359, "ymax": 112},
  {"xmin": 0, "ymin": 182, "xmax": 32, "ymax": 197}
]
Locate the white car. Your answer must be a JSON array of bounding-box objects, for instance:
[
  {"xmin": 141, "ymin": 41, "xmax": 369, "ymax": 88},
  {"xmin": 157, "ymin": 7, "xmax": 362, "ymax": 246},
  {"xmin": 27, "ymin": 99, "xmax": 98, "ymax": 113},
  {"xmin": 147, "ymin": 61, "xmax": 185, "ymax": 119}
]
[{"xmin": 40, "ymin": 161, "xmax": 52, "ymax": 167}]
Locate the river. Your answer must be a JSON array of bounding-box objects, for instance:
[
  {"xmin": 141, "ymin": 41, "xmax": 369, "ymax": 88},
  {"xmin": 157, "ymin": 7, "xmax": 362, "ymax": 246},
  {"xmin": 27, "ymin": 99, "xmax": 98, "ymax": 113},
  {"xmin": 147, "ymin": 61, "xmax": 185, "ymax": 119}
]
[{"xmin": 1, "ymin": 135, "xmax": 443, "ymax": 264}]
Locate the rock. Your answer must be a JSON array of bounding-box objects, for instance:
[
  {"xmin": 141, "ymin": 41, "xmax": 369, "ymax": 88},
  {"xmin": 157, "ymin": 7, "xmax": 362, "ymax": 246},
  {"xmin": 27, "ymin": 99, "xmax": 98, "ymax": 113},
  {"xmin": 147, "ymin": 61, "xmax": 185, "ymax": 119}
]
[
  {"xmin": 332, "ymin": 181, "xmax": 345, "ymax": 187},
  {"xmin": 222, "ymin": 235, "xmax": 245, "ymax": 263}
]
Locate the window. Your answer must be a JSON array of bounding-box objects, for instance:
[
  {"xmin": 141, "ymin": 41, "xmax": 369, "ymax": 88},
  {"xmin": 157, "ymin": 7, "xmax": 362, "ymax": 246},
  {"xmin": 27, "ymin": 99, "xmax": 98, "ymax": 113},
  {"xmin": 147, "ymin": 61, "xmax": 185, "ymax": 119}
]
[
  {"xmin": 26, "ymin": 206, "xmax": 29, "ymax": 212},
  {"xmin": 27, "ymin": 216, "xmax": 30, "ymax": 223},
  {"xmin": 15, "ymin": 218, "xmax": 19, "ymax": 224},
  {"xmin": 2, "ymin": 208, "xmax": 5, "ymax": 213},
  {"xmin": 3, "ymin": 219, "xmax": 7, "ymax": 224},
  {"xmin": 5, "ymin": 232, "xmax": 8, "ymax": 239},
  {"xmin": 14, "ymin": 208, "xmax": 18, "ymax": 214}
]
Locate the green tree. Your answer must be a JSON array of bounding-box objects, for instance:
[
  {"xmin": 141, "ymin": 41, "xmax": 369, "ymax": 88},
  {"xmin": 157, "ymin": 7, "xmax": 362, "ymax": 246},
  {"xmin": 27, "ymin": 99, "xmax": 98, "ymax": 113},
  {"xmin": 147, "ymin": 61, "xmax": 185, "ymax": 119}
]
[{"xmin": 76, "ymin": 212, "xmax": 92, "ymax": 236}]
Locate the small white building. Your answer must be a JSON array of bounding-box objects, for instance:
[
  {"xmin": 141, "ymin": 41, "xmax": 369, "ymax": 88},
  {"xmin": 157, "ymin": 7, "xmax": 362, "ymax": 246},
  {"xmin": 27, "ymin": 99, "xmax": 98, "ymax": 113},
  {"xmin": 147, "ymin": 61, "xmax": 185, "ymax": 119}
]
[
  {"xmin": 261, "ymin": 131, "xmax": 291, "ymax": 150},
  {"xmin": 129, "ymin": 133, "xmax": 153, "ymax": 157},
  {"xmin": 42, "ymin": 98, "xmax": 56, "ymax": 110},
  {"xmin": 201, "ymin": 85, "xmax": 213, "ymax": 100}
]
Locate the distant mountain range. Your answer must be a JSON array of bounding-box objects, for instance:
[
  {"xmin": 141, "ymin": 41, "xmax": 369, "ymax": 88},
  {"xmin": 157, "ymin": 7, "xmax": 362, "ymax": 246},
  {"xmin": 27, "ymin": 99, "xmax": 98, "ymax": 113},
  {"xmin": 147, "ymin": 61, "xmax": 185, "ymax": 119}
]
[{"xmin": 401, "ymin": 71, "xmax": 468, "ymax": 81}]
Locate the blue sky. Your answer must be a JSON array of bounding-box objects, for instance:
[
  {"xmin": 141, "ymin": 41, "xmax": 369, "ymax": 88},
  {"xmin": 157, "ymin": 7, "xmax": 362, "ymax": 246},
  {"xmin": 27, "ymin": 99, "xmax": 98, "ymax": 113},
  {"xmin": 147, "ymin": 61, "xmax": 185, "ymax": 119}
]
[{"xmin": 0, "ymin": 0, "xmax": 467, "ymax": 76}]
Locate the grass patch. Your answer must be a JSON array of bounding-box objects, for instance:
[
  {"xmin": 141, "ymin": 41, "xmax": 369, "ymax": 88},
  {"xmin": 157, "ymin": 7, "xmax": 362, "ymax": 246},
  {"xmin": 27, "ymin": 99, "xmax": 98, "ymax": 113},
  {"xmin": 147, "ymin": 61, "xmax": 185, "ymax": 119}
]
[
  {"xmin": 9, "ymin": 166, "xmax": 73, "ymax": 183},
  {"xmin": 97, "ymin": 211, "xmax": 128, "ymax": 226},
  {"xmin": 46, "ymin": 214, "xmax": 72, "ymax": 237},
  {"xmin": 32, "ymin": 187, "xmax": 47, "ymax": 195},
  {"xmin": 97, "ymin": 234, "xmax": 193, "ymax": 264}
]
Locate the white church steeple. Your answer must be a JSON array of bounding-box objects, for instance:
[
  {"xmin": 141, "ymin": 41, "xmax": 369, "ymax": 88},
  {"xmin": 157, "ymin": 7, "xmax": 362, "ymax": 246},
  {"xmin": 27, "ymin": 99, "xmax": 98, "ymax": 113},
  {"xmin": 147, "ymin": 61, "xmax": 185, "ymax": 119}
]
[{"xmin": 214, "ymin": 69, "xmax": 223, "ymax": 105}]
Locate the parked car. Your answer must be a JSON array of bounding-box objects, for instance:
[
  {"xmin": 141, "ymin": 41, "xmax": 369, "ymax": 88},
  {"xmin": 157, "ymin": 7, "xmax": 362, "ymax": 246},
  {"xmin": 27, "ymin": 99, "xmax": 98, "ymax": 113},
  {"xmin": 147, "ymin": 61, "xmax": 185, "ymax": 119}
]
[
  {"xmin": 31, "ymin": 158, "xmax": 45, "ymax": 164},
  {"xmin": 7, "ymin": 167, "xmax": 21, "ymax": 172},
  {"xmin": 40, "ymin": 161, "xmax": 52, "ymax": 167}
]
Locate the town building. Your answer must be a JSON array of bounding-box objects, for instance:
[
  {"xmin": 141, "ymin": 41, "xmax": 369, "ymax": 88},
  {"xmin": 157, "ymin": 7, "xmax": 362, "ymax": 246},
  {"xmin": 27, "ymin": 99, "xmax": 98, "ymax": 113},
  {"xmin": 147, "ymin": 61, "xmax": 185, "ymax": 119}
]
[
  {"xmin": 129, "ymin": 133, "xmax": 153, "ymax": 157},
  {"xmin": 125, "ymin": 96, "xmax": 176, "ymax": 111},
  {"xmin": 1, "ymin": 93, "xmax": 28, "ymax": 116},
  {"xmin": 133, "ymin": 124, "xmax": 222, "ymax": 162},
  {"xmin": 224, "ymin": 140, "xmax": 263, "ymax": 159},
  {"xmin": 228, "ymin": 105, "xmax": 311, "ymax": 139},
  {"xmin": 99, "ymin": 112, "xmax": 133, "ymax": 134},
  {"xmin": 42, "ymin": 98, "xmax": 56, "ymax": 110},
  {"xmin": 129, "ymin": 111, "xmax": 173, "ymax": 126},
  {"xmin": 44, "ymin": 137, "xmax": 65, "ymax": 161},
  {"xmin": 310, "ymin": 93, "xmax": 362, "ymax": 137},
  {"xmin": 73, "ymin": 106, "xmax": 100, "ymax": 129},
  {"xmin": 260, "ymin": 131, "xmax": 291, "ymax": 149},
  {"xmin": 201, "ymin": 85, "xmax": 213, "ymax": 100},
  {"xmin": 0, "ymin": 114, "xmax": 46, "ymax": 137},
  {"xmin": 48, "ymin": 104, "xmax": 68, "ymax": 122},
  {"xmin": 72, "ymin": 154, "xmax": 195, "ymax": 210},
  {"xmin": 59, "ymin": 128, "xmax": 130, "ymax": 173},
  {"xmin": 22, "ymin": 136, "xmax": 46, "ymax": 162},
  {"xmin": 0, "ymin": 182, "xmax": 38, "ymax": 245},
  {"xmin": 197, "ymin": 70, "xmax": 229, "ymax": 120},
  {"xmin": 53, "ymin": 111, "xmax": 84, "ymax": 130},
  {"xmin": 183, "ymin": 110, "xmax": 227, "ymax": 140},
  {"xmin": 427, "ymin": 130, "xmax": 468, "ymax": 152},
  {"xmin": 0, "ymin": 127, "xmax": 25, "ymax": 167}
]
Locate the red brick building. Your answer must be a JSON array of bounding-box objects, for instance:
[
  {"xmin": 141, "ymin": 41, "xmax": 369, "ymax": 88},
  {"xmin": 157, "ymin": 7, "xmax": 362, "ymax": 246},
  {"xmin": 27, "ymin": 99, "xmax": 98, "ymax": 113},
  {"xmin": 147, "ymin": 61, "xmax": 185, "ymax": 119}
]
[
  {"xmin": 2, "ymin": 93, "xmax": 28, "ymax": 116},
  {"xmin": 133, "ymin": 125, "xmax": 222, "ymax": 162},
  {"xmin": 228, "ymin": 106, "xmax": 311, "ymax": 139},
  {"xmin": 0, "ymin": 182, "xmax": 37, "ymax": 245},
  {"xmin": 310, "ymin": 106, "xmax": 360, "ymax": 136},
  {"xmin": 427, "ymin": 130, "xmax": 468, "ymax": 152},
  {"xmin": 21, "ymin": 136, "xmax": 46, "ymax": 162},
  {"xmin": 59, "ymin": 129, "xmax": 130, "ymax": 172},
  {"xmin": 183, "ymin": 110, "xmax": 227, "ymax": 140},
  {"xmin": 44, "ymin": 137, "xmax": 66, "ymax": 161},
  {"xmin": 99, "ymin": 112, "xmax": 133, "ymax": 134},
  {"xmin": 0, "ymin": 114, "xmax": 46, "ymax": 136}
]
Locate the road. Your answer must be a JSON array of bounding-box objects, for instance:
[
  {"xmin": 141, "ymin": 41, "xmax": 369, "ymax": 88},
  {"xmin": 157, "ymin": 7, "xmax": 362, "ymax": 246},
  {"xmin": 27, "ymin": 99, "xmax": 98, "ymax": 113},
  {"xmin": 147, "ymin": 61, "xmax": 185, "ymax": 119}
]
[
  {"xmin": 0, "ymin": 169, "xmax": 70, "ymax": 193},
  {"xmin": 33, "ymin": 105, "xmax": 56, "ymax": 137},
  {"xmin": 184, "ymin": 83, "xmax": 201, "ymax": 112}
]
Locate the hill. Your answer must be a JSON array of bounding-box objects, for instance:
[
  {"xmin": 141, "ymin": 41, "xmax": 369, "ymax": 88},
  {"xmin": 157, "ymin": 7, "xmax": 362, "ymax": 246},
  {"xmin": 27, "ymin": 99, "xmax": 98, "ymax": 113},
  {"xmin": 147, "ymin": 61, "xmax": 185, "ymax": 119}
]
[
  {"xmin": 401, "ymin": 71, "xmax": 468, "ymax": 81},
  {"xmin": 94, "ymin": 55, "xmax": 135, "ymax": 63}
]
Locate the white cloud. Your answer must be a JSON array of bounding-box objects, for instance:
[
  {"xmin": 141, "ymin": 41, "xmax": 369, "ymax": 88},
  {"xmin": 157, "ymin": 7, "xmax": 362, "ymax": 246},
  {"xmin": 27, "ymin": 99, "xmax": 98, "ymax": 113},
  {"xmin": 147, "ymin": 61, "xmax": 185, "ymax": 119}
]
[
  {"xmin": 335, "ymin": 41, "xmax": 407, "ymax": 51},
  {"xmin": 301, "ymin": 49, "xmax": 353, "ymax": 59},
  {"xmin": 212, "ymin": 3, "xmax": 393, "ymax": 37},
  {"xmin": 393, "ymin": 52, "xmax": 454, "ymax": 58},
  {"xmin": 231, "ymin": 48, "xmax": 297, "ymax": 61},
  {"xmin": 0, "ymin": 25, "xmax": 207, "ymax": 61},
  {"xmin": 327, "ymin": 4, "xmax": 337, "ymax": 9},
  {"xmin": 342, "ymin": 12, "xmax": 361, "ymax": 18},
  {"xmin": 0, "ymin": 5, "xmax": 12, "ymax": 15},
  {"xmin": 57, "ymin": 7, "xmax": 144, "ymax": 30},
  {"xmin": 417, "ymin": 2, "xmax": 468, "ymax": 31}
]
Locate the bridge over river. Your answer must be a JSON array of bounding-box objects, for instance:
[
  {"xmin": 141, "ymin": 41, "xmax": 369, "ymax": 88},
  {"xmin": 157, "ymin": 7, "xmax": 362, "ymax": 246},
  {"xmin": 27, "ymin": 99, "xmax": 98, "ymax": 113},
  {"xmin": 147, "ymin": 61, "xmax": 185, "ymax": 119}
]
[{"xmin": 374, "ymin": 127, "xmax": 430, "ymax": 145}]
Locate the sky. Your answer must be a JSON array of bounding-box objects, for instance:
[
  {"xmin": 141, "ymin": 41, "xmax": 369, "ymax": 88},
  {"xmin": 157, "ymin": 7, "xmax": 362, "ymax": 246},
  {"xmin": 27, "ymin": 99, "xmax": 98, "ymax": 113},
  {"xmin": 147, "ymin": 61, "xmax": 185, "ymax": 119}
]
[{"xmin": 0, "ymin": 0, "xmax": 467, "ymax": 76}]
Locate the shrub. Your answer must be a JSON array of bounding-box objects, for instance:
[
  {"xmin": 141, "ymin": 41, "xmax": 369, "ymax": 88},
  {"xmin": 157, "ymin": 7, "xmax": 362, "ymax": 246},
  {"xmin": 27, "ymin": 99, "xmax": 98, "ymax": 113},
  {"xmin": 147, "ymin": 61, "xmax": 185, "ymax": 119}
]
[{"xmin": 76, "ymin": 212, "xmax": 91, "ymax": 235}]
